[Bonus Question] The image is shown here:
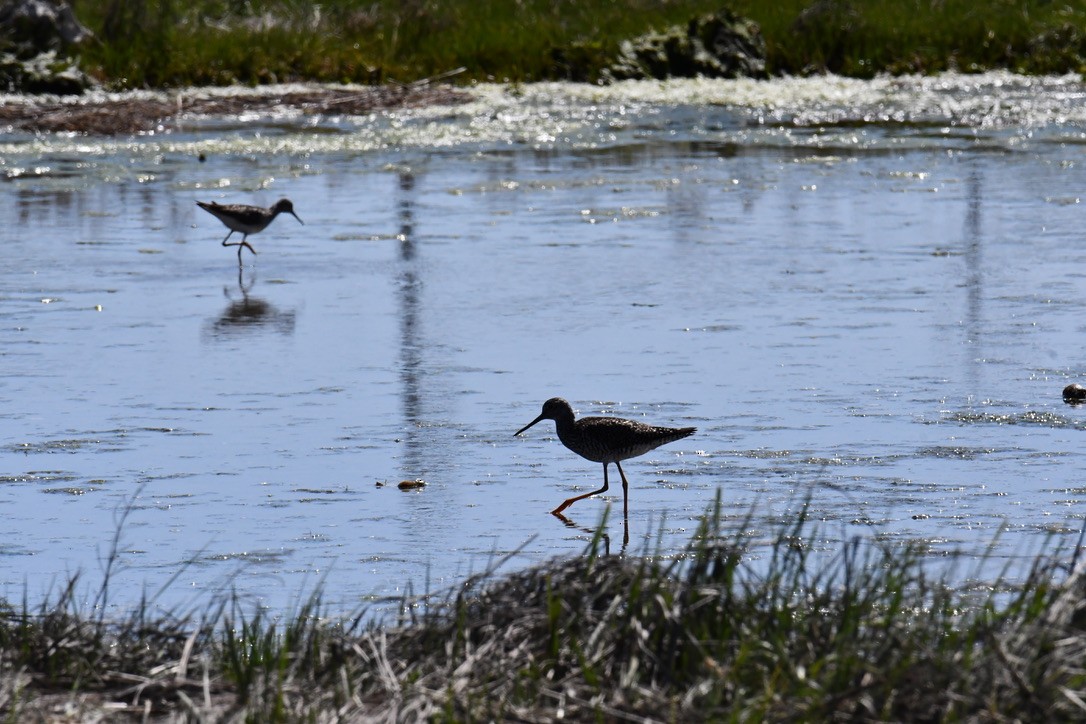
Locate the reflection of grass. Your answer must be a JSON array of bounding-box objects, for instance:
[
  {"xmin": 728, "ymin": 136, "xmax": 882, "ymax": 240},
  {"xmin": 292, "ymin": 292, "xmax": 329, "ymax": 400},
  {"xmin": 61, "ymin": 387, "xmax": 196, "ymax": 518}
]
[
  {"xmin": 3, "ymin": 496, "xmax": 1086, "ymax": 719},
  {"xmin": 74, "ymin": 0, "xmax": 1086, "ymax": 88}
]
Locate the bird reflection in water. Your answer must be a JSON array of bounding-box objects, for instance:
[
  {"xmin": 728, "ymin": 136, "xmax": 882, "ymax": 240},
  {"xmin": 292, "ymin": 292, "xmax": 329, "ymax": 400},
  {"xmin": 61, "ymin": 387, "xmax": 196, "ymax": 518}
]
[
  {"xmin": 204, "ymin": 267, "xmax": 296, "ymax": 339},
  {"xmin": 552, "ymin": 508, "xmax": 624, "ymax": 553}
]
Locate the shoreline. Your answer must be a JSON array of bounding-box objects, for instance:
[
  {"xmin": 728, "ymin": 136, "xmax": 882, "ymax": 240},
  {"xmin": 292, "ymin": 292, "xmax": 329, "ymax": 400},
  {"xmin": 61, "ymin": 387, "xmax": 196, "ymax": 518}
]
[{"xmin": 4, "ymin": 70, "xmax": 1086, "ymax": 138}]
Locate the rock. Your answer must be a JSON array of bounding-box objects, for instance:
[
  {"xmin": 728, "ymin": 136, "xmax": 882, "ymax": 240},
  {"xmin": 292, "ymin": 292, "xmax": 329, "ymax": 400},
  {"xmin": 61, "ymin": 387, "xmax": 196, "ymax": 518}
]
[
  {"xmin": 604, "ymin": 9, "xmax": 767, "ymax": 81},
  {"xmin": 0, "ymin": 49, "xmax": 90, "ymax": 94},
  {"xmin": 0, "ymin": 0, "xmax": 92, "ymax": 52},
  {"xmin": 1063, "ymin": 383, "xmax": 1086, "ymax": 405},
  {"xmin": 0, "ymin": 0, "xmax": 94, "ymax": 94}
]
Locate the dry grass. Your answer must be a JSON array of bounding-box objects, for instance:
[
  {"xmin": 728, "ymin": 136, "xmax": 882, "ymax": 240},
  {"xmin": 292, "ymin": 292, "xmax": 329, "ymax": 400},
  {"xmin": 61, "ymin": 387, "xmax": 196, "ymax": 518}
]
[{"xmin": 0, "ymin": 82, "xmax": 469, "ymax": 135}]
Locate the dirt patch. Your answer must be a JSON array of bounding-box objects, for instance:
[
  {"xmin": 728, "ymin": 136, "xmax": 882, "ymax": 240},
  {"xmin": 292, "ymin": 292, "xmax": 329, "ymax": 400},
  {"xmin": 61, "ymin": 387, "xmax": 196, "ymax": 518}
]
[{"xmin": 0, "ymin": 83, "xmax": 471, "ymax": 135}]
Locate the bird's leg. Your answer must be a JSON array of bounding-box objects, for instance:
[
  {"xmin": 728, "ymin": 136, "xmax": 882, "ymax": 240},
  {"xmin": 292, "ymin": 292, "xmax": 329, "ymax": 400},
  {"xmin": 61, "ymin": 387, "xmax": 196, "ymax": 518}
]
[
  {"xmin": 225, "ymin": 235, "xmax": 257, "ymax": 264},
  {"xmin": 615, "ymin": 461, "xmax": 631, "ymax": 520},
  {"xmin": 551, "ymin": 463, "xmax": 610, "ymax": 516},
  {"xmin": 238, "ymin": 266, "xmax": 255, "ymax": 295},
  {"xmin": 221, "ymin": 231, "xmax": 245, "ymax": 263},
  {"xmin": 221, "ymin": 231, "xmax": 257, "ymax": 263}
]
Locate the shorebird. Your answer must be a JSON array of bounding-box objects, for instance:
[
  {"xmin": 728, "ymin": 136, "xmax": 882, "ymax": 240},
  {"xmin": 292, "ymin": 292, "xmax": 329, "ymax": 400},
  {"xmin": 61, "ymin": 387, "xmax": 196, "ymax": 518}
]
[
  {"xmin": 196, "ymin": 198, "xmax": 303, "ymax": 263},
  {"xmin": 514, "ymin": 397, "xmax": 696, "ymax": 516}
]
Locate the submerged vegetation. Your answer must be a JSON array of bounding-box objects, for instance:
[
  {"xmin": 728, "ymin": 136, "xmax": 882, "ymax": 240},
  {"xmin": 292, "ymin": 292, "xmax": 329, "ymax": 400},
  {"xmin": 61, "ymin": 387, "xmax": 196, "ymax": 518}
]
[
  {"xmin": 2, "ymin": 503, "xmax": 1086, "ymax": 720},
  {"xmin": 62, "ymin": 0, "xmax": 1086, "ymax": 89}
]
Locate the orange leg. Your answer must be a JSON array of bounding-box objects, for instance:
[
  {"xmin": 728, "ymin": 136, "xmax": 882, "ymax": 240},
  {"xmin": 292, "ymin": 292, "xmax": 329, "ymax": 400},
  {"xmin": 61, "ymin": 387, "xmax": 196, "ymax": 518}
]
[{"xmin": 551, "ymin": 463, "xmax": 611, "ymax": 516}]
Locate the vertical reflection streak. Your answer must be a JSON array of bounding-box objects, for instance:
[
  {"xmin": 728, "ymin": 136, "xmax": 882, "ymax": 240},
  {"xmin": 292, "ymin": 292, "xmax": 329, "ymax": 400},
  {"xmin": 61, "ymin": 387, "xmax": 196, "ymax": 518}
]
[{"xmin": 396, "ymin": 171, "xmax": 423, "ymax": 476}]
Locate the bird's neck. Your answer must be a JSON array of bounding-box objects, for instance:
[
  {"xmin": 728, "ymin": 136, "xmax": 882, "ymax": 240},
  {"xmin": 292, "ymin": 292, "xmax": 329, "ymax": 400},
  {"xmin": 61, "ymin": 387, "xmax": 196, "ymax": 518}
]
[{"xmin": 552, "ymin": 412, "xmax": 577, "ymax": 438}]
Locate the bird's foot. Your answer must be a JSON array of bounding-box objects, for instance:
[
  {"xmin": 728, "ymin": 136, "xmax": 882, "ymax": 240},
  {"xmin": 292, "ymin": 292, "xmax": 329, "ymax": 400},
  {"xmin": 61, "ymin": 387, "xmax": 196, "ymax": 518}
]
[{"xmin": 551, "ymin": 500, "xmax": 573, "ymax": 516}]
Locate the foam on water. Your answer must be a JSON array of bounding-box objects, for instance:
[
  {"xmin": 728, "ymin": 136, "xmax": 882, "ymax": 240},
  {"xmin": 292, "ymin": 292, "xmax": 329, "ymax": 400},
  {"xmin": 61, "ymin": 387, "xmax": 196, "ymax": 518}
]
[{"xmin": 4, "ymin": 72, "xmax": 1086, "ymax": 168}]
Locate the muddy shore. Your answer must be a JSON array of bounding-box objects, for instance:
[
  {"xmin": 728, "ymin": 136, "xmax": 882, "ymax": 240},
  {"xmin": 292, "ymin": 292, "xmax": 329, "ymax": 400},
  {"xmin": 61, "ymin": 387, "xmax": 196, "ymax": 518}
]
[{"xmin": 0, "ymin": 83, "xmax": 470, "ymax": 135}]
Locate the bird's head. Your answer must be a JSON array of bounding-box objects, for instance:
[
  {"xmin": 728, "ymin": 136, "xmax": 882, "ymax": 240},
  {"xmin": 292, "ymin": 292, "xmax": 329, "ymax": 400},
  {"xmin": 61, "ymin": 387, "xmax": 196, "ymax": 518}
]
[
  {"xmin": 274, "ymin": 198, "xmax": 304, "ymax": 225},
  {"xmin": 514, "ymin": 397, "xmax": 574, "ymax": 436}
]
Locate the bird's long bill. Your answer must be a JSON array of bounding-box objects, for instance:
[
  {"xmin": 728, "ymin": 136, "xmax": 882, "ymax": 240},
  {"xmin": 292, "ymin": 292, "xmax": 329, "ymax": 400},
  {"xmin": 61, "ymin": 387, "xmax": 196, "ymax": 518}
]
[
  {"xmin": 290, "ymin": 212, "xmax": 305, "ymax": 225},
  {"xmin": 514, "ymin": 414, "xmax": 546, "ymax": 437}
]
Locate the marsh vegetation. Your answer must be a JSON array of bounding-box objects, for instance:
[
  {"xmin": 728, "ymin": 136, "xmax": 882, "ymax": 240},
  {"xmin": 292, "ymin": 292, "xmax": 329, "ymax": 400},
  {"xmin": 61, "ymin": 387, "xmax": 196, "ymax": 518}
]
[
  {"xmin": 70, "ymin": 0, "xmax": 1086, "ymax": 88},
  {"xmin": 3, "ymin": 504, "xmax": 1085, "ymax": 721}
]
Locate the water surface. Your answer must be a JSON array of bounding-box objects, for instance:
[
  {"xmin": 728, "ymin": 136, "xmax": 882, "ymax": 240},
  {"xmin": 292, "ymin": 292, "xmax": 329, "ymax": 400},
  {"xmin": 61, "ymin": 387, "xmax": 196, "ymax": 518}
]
[{"xmin": 3, "ymin": 72, "xmax": 1086, "ymax": 614}]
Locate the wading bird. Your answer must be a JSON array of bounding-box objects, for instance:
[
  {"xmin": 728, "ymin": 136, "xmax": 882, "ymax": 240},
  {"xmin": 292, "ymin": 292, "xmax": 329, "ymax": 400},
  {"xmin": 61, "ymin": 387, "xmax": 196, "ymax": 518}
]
[
  {"xmin": 514, "ymin": 397, "xmax": 695, "ymax": 516},
  {"xmin": 196, "ymin": 198, "xmax": 303, "ymax": 263}
]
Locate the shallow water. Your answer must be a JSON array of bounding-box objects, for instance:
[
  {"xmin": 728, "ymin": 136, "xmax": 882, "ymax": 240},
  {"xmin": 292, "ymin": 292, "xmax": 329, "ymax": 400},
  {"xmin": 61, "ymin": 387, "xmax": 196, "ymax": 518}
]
[{"xmin": 4, "ymin": 72, "xmax": 1086, "ymax": 614}]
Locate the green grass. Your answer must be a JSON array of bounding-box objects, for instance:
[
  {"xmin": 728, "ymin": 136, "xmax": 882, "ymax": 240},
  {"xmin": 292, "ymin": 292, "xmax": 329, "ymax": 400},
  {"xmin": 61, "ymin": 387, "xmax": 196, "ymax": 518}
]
[
  {"xmin": 2, "ymin": 497, "xmax": 1085, "ymax": 720},
  {"xmin": 748, "ymin": 0, "xmax": 1086, "ymax": 77},
  {"xmin": 68, "ymin": 0, "xmax": 1086, "ymax": 89}
]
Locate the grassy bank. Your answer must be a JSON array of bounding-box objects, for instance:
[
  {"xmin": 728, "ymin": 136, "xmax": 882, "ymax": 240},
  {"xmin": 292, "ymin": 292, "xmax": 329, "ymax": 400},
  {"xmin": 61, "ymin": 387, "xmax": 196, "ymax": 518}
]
[
  {"xmin": 68, "ymin": 0, "xmax": 1086, "ymax": 89},
  {"xmin": 2, "ymin": 502, "xmax": 1086, "ymax": 720}
]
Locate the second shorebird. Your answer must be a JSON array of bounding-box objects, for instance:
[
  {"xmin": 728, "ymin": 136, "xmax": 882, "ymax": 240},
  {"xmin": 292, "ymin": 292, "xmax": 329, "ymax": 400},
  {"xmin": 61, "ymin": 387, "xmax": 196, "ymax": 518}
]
[
  {"xmin": 514, "ymin": 397, "xmax": 695, "ymax": 516},
  {"xmin": 196, "ymin": 198, "xmax": 303, "ymax": 263}
]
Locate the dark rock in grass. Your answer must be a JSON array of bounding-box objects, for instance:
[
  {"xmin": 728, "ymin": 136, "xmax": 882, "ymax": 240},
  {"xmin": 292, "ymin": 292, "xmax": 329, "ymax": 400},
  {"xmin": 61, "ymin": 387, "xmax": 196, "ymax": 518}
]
[
  {"xmin": 1063, "ymin": 383, "xmax": 1086, "ymax": 405},
  {"xmin": 603, "ymin": 9, "xmax": 767, "ymax": 82},
  {"xmin": 0, "ymin": 49, "xmax": 91, "ymax": 94},
  {"xmin": 0, "ymin": 0, "xmax": 92, "ymax": 50},
  {"xmin": 0, "ymin": 0, "xmax": 94, "ymax": 94}
]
